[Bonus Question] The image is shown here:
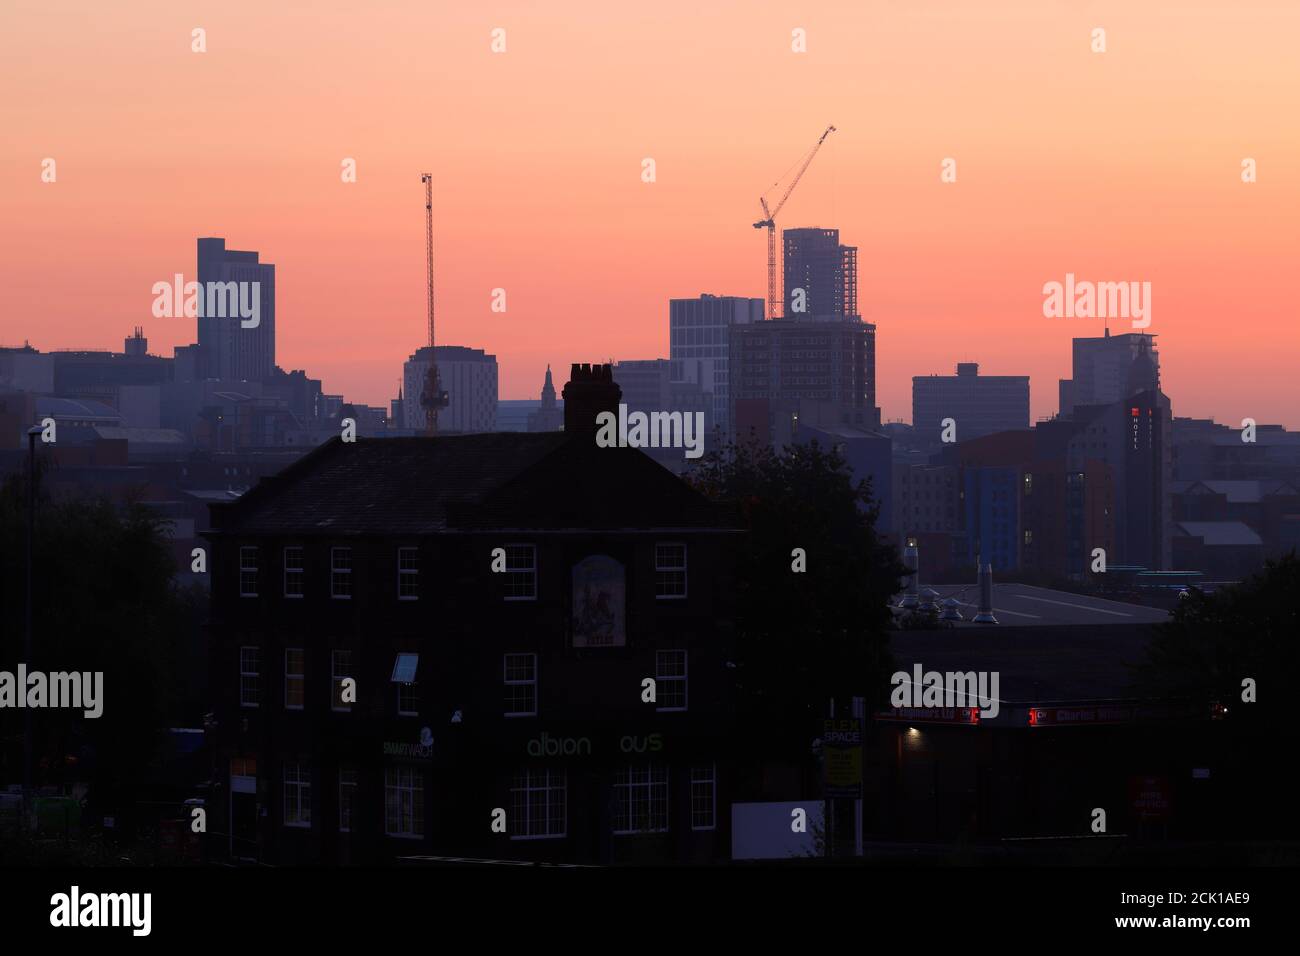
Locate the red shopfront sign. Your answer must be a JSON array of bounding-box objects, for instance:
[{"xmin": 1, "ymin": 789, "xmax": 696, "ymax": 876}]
[
  {"xmin": 875, "ymin": 706, "xmax": 981, "ymax": 725},
  {"xmin": 1028, "ymin": 704, "xmax": 1137, "ymax": 726}
]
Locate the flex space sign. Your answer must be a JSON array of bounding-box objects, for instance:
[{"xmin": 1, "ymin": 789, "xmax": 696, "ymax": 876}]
[{"xmin": 821, "ymin": 718, "xmax": 862, "ymax": 798}]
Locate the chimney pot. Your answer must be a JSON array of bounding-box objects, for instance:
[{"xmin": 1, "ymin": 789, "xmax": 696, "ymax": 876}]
[{"xmin": 562, "ymin": 362, "xmax": 622, "ymax": 436}]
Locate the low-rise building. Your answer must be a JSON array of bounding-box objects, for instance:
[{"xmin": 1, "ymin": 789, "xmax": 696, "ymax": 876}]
[{"xmin": 203, "ymin": 366, "xmax": 741, "ymax": 864}]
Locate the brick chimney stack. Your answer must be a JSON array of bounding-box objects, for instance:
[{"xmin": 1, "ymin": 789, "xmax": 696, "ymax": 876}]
[{"xmin": 561, "ymin": 362, "xmax": 622, "ymax": 436}]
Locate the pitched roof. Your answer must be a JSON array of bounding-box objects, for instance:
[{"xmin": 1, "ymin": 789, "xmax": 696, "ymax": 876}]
[
  {"xmin": 796, "ymin": 422, "xmax": 887, "ymax": 440},
  {"xmin": 94, "ymin": 427, "xmax": 187, "ymax": 444},
  {"xmin": 36, "ymin": 396, "xmax": 120, "ymax": 419},
  {"xmin": 209, "ymin": 433, "xmax": 727, "ymax": 535},
  {"xmin": 1175, "ymin": 521, "xmax": 1263, "ymax": 546},
  {"xmin": 1200, "ymin": 479, "xmax": 1298, "ymax": 503}
]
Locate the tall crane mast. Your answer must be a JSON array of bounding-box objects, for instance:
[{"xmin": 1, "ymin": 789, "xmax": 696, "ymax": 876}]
[
  {"xmin": 753, "ymin": 125, "xmax": 836, "ymax": 319},
  {"xmin": 419, "ymin": 172, "xmax": 447, "ymax": 435}
]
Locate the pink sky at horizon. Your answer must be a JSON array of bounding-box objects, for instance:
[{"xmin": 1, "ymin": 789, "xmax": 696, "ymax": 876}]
[{"xmin": 2, "ymin": 0, "xmax": 1297, "ymax": 426}]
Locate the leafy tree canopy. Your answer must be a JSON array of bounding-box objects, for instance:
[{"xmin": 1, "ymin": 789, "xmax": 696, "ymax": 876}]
[
  {"xmin": 1138, "ymin": 552, "xmax": 1300, "ymax": 723},
  {"xmin": 688, "ymin": 440, "xmax": 906, "ymax": 744},
  {"xmin": 0, "ymin": 467, "xmax": 202, "ymax": 816}
]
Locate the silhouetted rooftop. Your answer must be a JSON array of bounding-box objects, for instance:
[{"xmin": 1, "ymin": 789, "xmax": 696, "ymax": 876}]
[
  {"xmin": 1175, "ymin": 521, "xmax": 1263, "ymax": 547},
  {"xmin": 208, "ymin": 433, "xmax": 728, "ymax": 535},
  {"xmin": 892, "ymin": 622, "xmax": 1157, "ymax": 703}
]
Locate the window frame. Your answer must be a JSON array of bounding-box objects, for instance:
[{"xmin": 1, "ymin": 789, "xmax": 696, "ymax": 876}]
[
  {"xmin": 502, "ymin": 543, "xmax": 537, "ymax": 602},
  {"xmin": 690, "ymin": 764, "xmax": 717, "ymax": 831},
  {"xmin": 397, "ymin": 681, "xmax": 419, "ymax": 717},
  {"xmin": 397, "ymin": 546, "xmax": 419, "ymax": 601},
  {"xmin": 283, "ymin": 546, "xmax": 304, "ymax": 599},
  {"xmin": 510, "ymin": 768, "xmax": 567, "ymax": 840},
  {"xmin": 384, "ymin": 766, "xmax": 424, "ymax": 839},
  {"xmin": 331, "ymin": 649, "xmax": 353, "ymax": 713},
  {"xmin": 284, "ymin": 648, "xmax": 305, "ymax": 711},
  {"xmin": 654, "ymin": 542, "xmax": 688, "ymax": 600},
  {"xmin": 655, "ymin": 649, "xmax": 688, "ymax": 713},
  {"xmin": 339, "ymin": 767, "xmax": 357, "ymax": 833},
  {"xmin": 612, "ymin": 763, "xmax": 670, "ymax": 835},
  {"xmin": 331, "ymin": 546, "xmax": 353, "ymax": 600},
  {"xmin": 239, "ymin": 646, "xmax": 260, "ymax": 709},
  {"xmin": 283, "ymin": 763, "xmax": 311, "ymax": 829},
  {"xmin": 503, "ymin": 653, "xmax": 538, "ymax": 718},
  {"xmin": 239, "ymin": 546, "xmax": 259, "ymax": 598},
  {"xmin": 392, "ymin": 653, "xmax": 419, "ymax": 716}
]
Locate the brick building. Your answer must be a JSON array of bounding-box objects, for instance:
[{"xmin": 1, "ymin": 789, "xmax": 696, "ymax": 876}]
[{"xmin": 204, "ymin": 365, "xmax": 742, "ymax": 864}]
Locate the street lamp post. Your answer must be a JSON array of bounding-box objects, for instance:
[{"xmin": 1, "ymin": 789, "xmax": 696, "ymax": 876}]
[{"xmin": 24, "ymin": 425, "xmax": 40, "ymax": 830}]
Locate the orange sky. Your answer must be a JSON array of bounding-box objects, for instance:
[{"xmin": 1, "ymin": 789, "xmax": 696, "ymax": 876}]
[{"xmin": 2, "ymin": 0, "xmax": 1297, "ymax": 426}]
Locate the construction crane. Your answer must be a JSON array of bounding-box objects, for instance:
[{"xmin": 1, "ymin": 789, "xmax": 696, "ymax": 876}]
[
  {"xmin": 419, "ymin": 172, "xmax": 448, "ymax": 435},
  {"xmin": 753, "ymin": 125, "xmax": 836, "ymax": 319}
]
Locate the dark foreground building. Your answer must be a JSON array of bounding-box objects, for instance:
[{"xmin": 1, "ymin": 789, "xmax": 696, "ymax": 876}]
[
  {"xmin": 873, "ymin": 583, "xmax": 1223, "ymax": 858},
  {"xmin": 204, "ymin": 365, "xmax": 740, "ymax": 864}
]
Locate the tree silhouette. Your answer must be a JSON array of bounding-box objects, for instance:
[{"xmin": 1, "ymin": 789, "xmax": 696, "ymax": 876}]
[
  {"xmin": 0, "ymin": 465, "xmax": 202, "ymax": 840},
  {"xmin": 1135, "ymin": 552, "xmax": 1300, "ymax": 840},
  {"xmin": 688, "ymin": 440, "xmax": 905, "ymax": 751}
]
